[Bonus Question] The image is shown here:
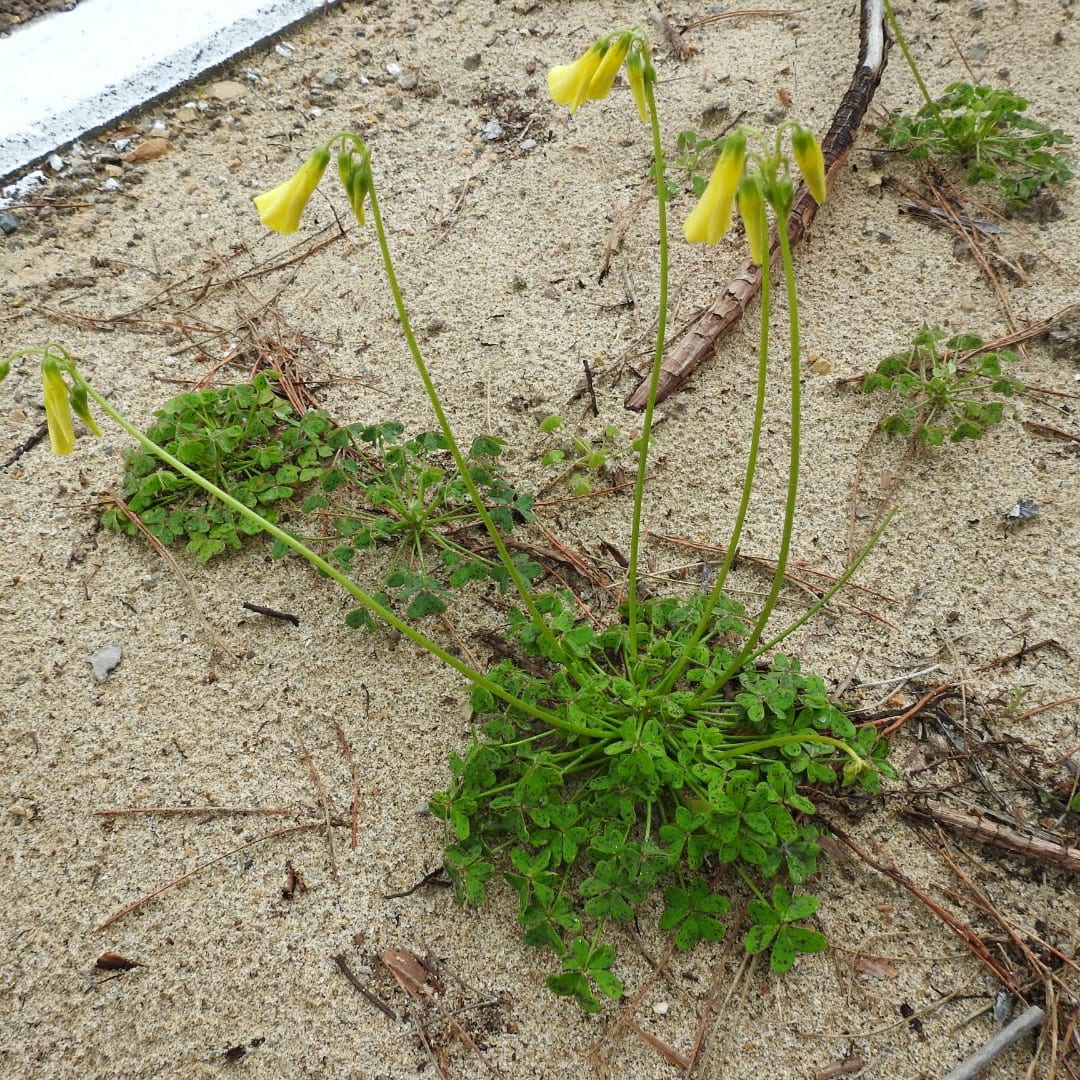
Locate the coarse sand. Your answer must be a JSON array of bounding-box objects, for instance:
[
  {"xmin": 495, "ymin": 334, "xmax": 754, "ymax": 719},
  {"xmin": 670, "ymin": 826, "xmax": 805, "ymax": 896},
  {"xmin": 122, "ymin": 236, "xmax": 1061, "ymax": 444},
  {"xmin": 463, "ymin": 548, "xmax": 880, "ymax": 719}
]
[{"xmin": 1, "ymin": 2, "xmax": 1078, "ymax": 1077}]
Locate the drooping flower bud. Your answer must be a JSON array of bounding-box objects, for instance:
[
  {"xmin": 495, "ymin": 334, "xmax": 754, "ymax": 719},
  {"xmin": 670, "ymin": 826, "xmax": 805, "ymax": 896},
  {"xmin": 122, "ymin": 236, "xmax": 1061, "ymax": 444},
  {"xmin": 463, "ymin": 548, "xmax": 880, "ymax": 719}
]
[
  {"xmin": 337, "ymin": 147, "xmax": 371, "ymax": 226},
  {"xmin": 41, "ymin": 357, "xmax": 76, "ymax": 455},
  {"xmin": 68, "ymin": 381, "xmax": 101, "ymax": 437},
  {"xmin": 624, "ymin": 47, "xmax": 650, "ymax": 123},
  {"xmin": 736, "ymin": 173, "xmax": 768, "ymax": 266},
  {"xmin": 791, "ymin": 125, "xmax": 827, "ymax": 205}
]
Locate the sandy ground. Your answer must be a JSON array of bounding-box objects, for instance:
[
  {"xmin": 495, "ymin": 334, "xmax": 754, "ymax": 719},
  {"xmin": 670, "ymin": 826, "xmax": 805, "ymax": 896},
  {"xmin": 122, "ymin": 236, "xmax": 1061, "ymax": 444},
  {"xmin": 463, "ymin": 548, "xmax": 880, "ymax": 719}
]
[{"xmin": 1, "ymin": 1, "xmax": 1079, "ymax": 1077}]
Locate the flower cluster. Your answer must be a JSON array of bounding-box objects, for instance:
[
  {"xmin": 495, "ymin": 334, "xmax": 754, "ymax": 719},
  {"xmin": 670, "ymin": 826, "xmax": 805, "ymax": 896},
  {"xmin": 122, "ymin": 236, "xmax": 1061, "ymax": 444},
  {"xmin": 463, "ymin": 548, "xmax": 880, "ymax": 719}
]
[
  {"xmin": 543, "ymin": 31, "xmax": 826, "ymax": 258},
  {"xmin": 684, "ymin": 123, "xmax": 827, "ymax": 253},
  {"xmin": 547, "ymin": 30, "xmax": 653, "ymax": 122},
  {"xmin": 252, "ymin": 134, "xmax": 371, "ymax": 235}
]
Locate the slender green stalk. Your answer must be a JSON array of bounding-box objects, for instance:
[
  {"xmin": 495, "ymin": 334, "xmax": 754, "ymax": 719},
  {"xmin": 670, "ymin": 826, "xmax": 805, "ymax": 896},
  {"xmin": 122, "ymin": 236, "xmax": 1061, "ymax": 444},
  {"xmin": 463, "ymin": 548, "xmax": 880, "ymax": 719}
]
[
  {"xmin": 707, "ymin": 731, "xmax": 867, "ymax": 769},
  {"xmin": 882, "ymin": 0, "xmax": 937, "ymax": 113},
  {"xmin": 365, "ymin": 181, "xmax": 574, "ymax": 675},
  {"xmin": 78, "ymin": 376, "xmax": 608, "ymax": 740},
  {"xmin": 654, "ymin": 219, "xmax": 773, "ymax": 696},
  {"xmin": 728, "ymin": 221, "xmax": 802, "ymax": 666},
  {"xmin": 746, "ymin": 510, "xmax": 894, "ymax": 664},
  {"xmin": 625, "ymin": 79, "xmax": 669, "ymax": 665}
]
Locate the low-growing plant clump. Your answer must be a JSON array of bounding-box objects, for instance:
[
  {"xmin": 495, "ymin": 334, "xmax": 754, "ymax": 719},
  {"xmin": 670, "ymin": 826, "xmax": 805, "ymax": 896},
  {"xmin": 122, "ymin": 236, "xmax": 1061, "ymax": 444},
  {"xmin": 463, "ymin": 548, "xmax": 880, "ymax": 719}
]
[
  {"xmin": 5, "ymin": 23, "xmax": 897, "ymax": 1012},
  {"xmin": 861, "ymin": 325, "xmax": 1022, "ymax": 445}
]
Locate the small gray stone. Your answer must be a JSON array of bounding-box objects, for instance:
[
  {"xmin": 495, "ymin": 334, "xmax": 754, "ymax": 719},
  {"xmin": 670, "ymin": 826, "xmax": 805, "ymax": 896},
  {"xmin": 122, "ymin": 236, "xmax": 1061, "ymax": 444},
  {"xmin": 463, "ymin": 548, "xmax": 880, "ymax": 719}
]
[
  {"xmin": 0, "ymin": 212, "xmax": 19, "ymax": 236},
  {"xmin": 482, "ymin": 119, "xmax": 504, "ymax": 141},
  {"xmin": 398, "ymin": 71, "xmax": 419, "ymax": 91},
  {"xmin": 463, "ymin": 52, "xmax": 482, "ymax": 71},
  {"xmin": 321, "ymin": 73, "xmax": 344, "ymax": 89},
  {"xmin": 87, "ymin": 644, "xmax": 122, "ymax": 682}
]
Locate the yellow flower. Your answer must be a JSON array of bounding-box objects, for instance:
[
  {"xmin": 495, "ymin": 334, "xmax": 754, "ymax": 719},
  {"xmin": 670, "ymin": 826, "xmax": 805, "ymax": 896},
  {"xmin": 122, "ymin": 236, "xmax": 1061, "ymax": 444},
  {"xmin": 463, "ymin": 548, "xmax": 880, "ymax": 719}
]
[
  {"xmin": 625, "ymin": 47, "xmax": 649, "ymax": 123},
  {"xmin": 587, "ymin": 34, "xmax": 630, "ymax": 101},
  {"xmin": 42, "ymin": 357, "xmax": 75, "ymax": 455},
  {"xmin": 547, "ymin": 42, "xmax": 605, "ymax": 114},
  {"xmin": 791, "ymin": 126, "xmax": 827, "ymax": 205},
  {"xmin": 683, "ymin": 130, "xmax": 747, "ymax": 245},
  {"xmin": 736, "ymin": 173, "xmax": 768, "ymax": 266},
  {"xmin": 253, "ymin": 147, "xmax": 331, "ymax": 234}
]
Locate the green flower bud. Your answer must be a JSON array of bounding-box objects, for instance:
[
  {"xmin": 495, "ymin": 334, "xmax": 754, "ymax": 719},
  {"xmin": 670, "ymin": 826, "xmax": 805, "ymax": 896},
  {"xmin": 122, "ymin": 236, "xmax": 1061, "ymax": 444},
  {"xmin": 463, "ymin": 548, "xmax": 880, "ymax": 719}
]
[{"xmin": 736, "ymin": 173, "xmax": 768, "ymax": 266}]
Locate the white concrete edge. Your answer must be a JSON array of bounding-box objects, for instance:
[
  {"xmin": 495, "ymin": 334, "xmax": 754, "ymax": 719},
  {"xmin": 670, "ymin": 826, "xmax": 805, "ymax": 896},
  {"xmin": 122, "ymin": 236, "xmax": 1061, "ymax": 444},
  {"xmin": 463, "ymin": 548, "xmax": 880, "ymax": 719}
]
[{"xmin": 0, "ymin": 0, "xmax": 340, "ymax": 184}]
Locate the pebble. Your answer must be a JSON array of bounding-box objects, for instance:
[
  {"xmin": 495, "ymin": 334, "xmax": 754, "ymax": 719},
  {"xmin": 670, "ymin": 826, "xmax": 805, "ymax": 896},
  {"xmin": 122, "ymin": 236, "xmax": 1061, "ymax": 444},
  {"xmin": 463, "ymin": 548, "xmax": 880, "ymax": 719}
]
[
  {"xmin": 653, "ymin": 1001, "xmax": 669, "ymax": 1016},
  {"xmin": 101, "ymin": 178, "xmax": 122, "ymax": 192},
  {"xmin": 482, "ymin": 119, "xmax": 504, "ymax": 141},
  {"xmin": 463, "ymin": 52, "xmax": 482, "ymax": 71},
  {"xmin": 398, "ymin": 71, "xmax": 419, "ymax": 91},
  {"xmin": 386, "ymin": 61, "xmax": 402, "ymax": 77},
  {"xmin": 0, "ymin": 212, "xmax": 19, "ymax": 235},
  {"xmin": 87, "ymin": 644, "xmax": 122, "ymax": 682}
]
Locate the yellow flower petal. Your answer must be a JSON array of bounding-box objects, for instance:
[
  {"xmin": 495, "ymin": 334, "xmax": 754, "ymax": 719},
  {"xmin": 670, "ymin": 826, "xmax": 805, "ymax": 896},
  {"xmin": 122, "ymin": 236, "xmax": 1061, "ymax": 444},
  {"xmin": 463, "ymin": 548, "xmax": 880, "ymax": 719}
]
[
  {"xmin": 253, "ymin": 147, "xmax": 331, "ymax": 235},
  {"xmin": 42, "ymin": 359, "xmax": 75, "ymax": 455},
  {"xmin": 587, "ymin": 35, "xmax": 630, "ymax": 101},
  {"xmin": 683, "ymin": 130, "xmax": 746, "ymax": 245},
  {"xmin": 547, "ymin": 43, "xmax": 605, "ymax": 114}
]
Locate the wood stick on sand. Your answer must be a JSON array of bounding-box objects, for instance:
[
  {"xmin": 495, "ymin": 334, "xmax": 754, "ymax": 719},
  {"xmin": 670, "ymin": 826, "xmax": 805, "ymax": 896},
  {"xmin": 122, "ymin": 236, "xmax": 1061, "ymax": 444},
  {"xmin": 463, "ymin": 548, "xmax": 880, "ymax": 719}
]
[{"xmin": 626, "ymin": 0, "xmax": 891, "ymax": 409}]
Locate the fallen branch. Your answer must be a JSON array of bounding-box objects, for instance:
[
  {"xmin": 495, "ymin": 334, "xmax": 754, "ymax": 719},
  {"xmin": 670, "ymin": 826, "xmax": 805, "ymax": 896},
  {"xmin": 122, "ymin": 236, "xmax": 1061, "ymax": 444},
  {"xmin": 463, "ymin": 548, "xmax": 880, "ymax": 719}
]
[
  {"xmin": 910, "ymin": 801, "xmax": 1080, "ymax": 875},
  {"xmin": 626, "ymin": 0, "xmax": 890, "ymax": 408},
  {"xmin": 941, "ymin": 1005, "xmax": 1045, "ymax": 1080}
]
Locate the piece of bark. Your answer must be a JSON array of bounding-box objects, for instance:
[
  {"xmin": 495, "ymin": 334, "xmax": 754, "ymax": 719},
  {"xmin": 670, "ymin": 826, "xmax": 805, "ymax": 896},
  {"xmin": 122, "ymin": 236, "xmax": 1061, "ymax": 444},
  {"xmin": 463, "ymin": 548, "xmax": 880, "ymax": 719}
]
[{"xmin": 911, "ymin": 800, "xmax": 1080, "ymax": 875}]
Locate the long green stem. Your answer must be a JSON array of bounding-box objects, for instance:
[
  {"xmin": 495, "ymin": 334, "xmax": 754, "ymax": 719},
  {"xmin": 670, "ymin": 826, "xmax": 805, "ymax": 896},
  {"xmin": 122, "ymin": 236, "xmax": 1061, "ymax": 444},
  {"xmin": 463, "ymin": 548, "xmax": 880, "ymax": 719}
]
[
  {"xmin": 364, "ymin": 181, "xmax": 574, "ymax": 675},
  {"xmin": 79, "ymin": 378, "xmax": 608, "ymax": 740},
  {"xmin": 727, "ymin": 221, "xmax": 802, "ymax": 669},
  {"xmin": 746, "ymin": 509, "xmax": 894, "ymax": 665},
  {"xmin": 655, "ymin": 225, "xmax": 773, "ymax": 696},
  {"xmin": 625, "ymin": 79, "xmax": 669, "ymax": 665},
  {"xmin": 882, "ymin": 0, "xmax": 937, "ymax": 113}
]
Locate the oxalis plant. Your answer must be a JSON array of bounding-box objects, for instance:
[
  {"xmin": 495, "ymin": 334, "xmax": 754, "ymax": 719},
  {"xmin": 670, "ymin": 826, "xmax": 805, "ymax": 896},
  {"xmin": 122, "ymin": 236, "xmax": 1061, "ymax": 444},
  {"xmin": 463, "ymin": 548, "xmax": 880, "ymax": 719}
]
[
  {"xmin": 5, "ymin": 26, "xmax": 895, "ymax": 1011},
  {"xmin": 878, "ymin": 0, "xmax": 1074, "ymax": 206}
]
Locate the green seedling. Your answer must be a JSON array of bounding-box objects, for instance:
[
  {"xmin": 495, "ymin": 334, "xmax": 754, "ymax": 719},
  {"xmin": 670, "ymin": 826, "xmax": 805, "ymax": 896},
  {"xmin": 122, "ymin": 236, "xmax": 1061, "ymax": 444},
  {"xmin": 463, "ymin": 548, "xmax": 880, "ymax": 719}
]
[
  {"xmin": 101, "ymin": 373, "xmax": 339, "ymax": 564},
  {"xmin": 538, "ymin": 414, "xmax": 629, "ymax": 496},
  {"xmin": 10, "ymin": 26, "xmax": 894, "ymax": 1012},
  {"xmin": 862, "ymin": 326, "xmax": 1022, "ymax": 445},
  {"xmin": 296, "ymin": 423, "xmax": 538, "ymax": 625},
  {"xmin": 673, "ymin": 129, "xmax": 724, "ymax": 197},
  {"xmin": 880, "ymin": 1, "xmax": 1074, "ymax": 205}
]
